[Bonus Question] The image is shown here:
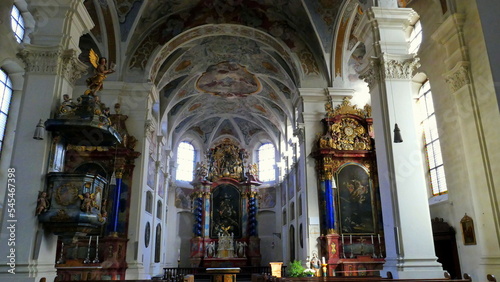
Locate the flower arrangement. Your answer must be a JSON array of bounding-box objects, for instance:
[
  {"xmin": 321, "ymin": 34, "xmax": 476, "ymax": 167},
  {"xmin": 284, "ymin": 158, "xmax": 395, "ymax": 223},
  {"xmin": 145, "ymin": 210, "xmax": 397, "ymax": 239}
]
[{"xmin": 303, "ymin": 269, "xmax": 316, "ymax": 277}]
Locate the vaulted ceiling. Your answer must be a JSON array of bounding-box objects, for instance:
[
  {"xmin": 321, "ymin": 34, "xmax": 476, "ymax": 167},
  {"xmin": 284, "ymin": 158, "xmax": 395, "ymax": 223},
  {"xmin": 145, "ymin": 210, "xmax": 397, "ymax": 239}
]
[{"xmin": 80, "ymin": 0, "xmax": 364, "ymax": 149}]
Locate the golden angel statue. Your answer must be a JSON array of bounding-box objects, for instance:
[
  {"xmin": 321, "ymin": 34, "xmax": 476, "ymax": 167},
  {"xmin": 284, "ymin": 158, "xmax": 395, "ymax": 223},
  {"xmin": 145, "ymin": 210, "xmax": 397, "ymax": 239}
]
[
  {"xmin": 78, "ymin": 192, "xmax": 95, "ymax": 213},
  {"xmin": 85, "ymin": 49, "xmax": 115, "ymax": 95}
]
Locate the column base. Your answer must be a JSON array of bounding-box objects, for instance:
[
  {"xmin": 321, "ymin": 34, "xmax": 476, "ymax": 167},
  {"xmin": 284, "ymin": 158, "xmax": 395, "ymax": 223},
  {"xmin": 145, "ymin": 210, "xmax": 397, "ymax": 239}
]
[
  {"xmin": 125, "ymin": 262, "xmax": 147, "ymax": 279},
  {"xmin": 385, "ymin": 257, "xmax": 444, "ymax": 279}
]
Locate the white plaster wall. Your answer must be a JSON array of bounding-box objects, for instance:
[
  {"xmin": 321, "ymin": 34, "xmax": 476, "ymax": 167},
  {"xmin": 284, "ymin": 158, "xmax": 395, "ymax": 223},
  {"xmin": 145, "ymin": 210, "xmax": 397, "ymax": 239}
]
[{"xmin": 410, "ymin": 0, "xmax": 500, "ymax": 279}]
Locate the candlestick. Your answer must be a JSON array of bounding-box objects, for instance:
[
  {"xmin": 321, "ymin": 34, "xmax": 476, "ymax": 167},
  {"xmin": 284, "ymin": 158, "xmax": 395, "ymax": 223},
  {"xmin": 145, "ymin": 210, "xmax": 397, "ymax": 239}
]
[
  {"xmin": 341, "ymin": 234, "xmax": 346, "ymax": 258},
  {"xmin": 84, "ymin": 236, "xmax": 92, "ymax": 264},
  {"xmin": 371, "ymin": 235, "xmax": 376, "ymax": 258},
  {"xmin": 93, "ymin": 236, "xmax": 100, "ymax": 263},
  {"xmin": 349, "ymin": 235, "xmax": 354, "ymax": 258},
  {"xmin": 56, "ymin": 242, "xmax": 65, "ymax": 264}
]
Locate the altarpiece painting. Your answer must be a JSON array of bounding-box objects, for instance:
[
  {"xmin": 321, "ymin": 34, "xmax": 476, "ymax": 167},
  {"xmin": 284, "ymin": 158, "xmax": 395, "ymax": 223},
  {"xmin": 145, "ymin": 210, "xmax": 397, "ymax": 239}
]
[{"xmin": 337, "ymin": 163, "xmax": 375, "ymax": 234}]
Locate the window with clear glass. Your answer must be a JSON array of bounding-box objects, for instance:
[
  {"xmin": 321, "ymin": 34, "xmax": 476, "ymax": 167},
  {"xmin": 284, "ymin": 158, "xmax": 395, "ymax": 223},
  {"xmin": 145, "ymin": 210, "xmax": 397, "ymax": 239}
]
[
  {"xmin": 11, "ymin": 5, "xmax": 25, "ymax": 43},
  {"xmin": 416, "ymin": 80, "xmax": 448, "ymax": 195},
  {"xmin": 0, "ymin": 69, "xmax": 13, "ymax": 154},
  {"xmin": 258, "ymin": 143, "xmax": 275, "ymax": 182},
  {"xmin": 409, "ymin": 20, "xmax": 422, "ymax": 54},
  {"xmin": 176, "ymin": 141, "xmax": 195, "ymax": 181}
]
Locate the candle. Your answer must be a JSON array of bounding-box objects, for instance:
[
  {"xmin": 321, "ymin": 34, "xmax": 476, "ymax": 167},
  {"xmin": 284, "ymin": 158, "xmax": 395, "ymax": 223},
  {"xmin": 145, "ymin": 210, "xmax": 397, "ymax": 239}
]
[
  {"xmin": 342, "ymin": 234, "xmax": 344, "ymax": 245},
  {"xmin": 371, "ymin": 235, "xmax": 374, "ymax": 244},
  {"xmin": 96, "ymin": 236, "xmax": 99, "ymax": 248},
  {"xmin": 378, "ymin": 234, "xmax": 381, "ymax": 244},
  {"xmin": 350, "ymin": 234, "xmax": 352, "ymax": 244},
  {"xmin": 322, "ymin": 257, "xmax": 326, "ymax": 265},
  {"xmin": 88, "ymin": 236, "xmax": 92, "ymax": 247}
]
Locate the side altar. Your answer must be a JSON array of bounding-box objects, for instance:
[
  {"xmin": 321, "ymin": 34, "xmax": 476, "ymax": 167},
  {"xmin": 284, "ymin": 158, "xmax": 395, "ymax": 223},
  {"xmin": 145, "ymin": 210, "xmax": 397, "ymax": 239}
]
[
  {"xmin": 313, "ymin": 98, "xmax": 385, "ymax": 276},
  {"xmin": 189, "ymin": 139, "xmax": 262, "ymax": 268}
]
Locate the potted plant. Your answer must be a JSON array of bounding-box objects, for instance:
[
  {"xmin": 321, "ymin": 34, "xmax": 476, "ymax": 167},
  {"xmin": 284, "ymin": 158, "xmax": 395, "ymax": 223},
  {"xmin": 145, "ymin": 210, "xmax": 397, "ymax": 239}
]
[{"xmin": 287, "ymin": 260, "xmax": 306, "ymax": 277}]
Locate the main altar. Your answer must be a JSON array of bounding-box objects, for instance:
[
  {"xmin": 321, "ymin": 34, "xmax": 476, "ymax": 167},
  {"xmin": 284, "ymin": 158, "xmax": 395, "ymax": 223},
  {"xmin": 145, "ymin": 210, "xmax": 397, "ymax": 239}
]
[{"xmin": 189, "ymin": 139, "xmax": 262, "ymax": 268}]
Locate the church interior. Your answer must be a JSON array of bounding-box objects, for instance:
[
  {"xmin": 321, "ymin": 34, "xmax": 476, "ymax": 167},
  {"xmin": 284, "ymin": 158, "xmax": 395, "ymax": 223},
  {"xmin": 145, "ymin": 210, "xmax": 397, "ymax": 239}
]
[{"xmin": 0, "ymin": 0, "xmax": 500, "ymax": 281}]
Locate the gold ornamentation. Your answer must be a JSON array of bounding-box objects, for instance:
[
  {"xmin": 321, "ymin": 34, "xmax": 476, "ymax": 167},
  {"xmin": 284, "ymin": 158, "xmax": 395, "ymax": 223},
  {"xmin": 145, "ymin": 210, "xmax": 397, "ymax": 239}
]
[
  {"xmin": 66, "ymin": 145, "xmax": 109, "ymax": 152},
  {"xmin": 207, "ymin": 138, "xmax": 247, "ymax": 181},
  {"xmin": 54, "ymin": 183, "xmax": 79, "ymax": 206},
  {"xmin": 330, "ymin": 242, "xmax": 337, "ymax": 255},
  {"xmin": 331, "ymin": 97, "xmax": 370, "ymax": 118},
  {"xmin": 328, "ymin": 118, "xmax": 371, "ymax": 151}
]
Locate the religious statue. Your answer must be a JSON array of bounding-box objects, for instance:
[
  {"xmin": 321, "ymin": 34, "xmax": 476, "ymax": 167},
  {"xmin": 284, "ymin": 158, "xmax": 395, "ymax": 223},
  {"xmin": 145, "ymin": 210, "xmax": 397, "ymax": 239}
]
[
  {"xmin": 236, "ymin": 241, "xmax": 247, "ymax": 258},
  {"xmin": 310, "ymin": 253, "xmax": 321, "ymax": 277},
  {"xmin": 35, "ymin": 191, "xmax": 50, "ymax": 215},
  {"xmin": 248, "ymin": 163, "xmax": 258, "ymax": 176},
  {"xmin": 195, "ymin": 162, "xmax": 208, "ymax": 180},
  {"xmin": 206, "ymin": 241, "xmax": 216, "ymax": 258},
  {"xmin": 59, "ymin": 94, "xmax": 76, "ymax": 115},
  {"xmin": 86, "ymin": 49, "xmax": 115, "ymax": 95},
  {"xmin": 79, "ymin": 192, "xmax": 94, "ymax": 213}
]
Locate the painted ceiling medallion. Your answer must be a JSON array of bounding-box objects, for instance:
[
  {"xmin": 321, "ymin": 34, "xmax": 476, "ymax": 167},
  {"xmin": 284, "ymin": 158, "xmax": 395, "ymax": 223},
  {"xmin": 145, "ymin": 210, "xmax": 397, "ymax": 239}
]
[{"xmin": 196, "ymin": 61, "xmax": 261, "ymax": 98}]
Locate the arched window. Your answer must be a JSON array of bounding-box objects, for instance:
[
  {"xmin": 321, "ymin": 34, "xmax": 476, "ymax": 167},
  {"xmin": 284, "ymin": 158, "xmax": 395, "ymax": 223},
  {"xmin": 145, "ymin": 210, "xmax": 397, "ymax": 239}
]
[
  {"xmin": 416, "ymin": 80, "xmax": 448, "ymax": 195},
  {"xmin": 156, "ymin": 200, "xmax": 162, "ymax": 219},
  {"xmin": 11, "ymin": 5, "xmax": 25, "ymax": 43},
  {"xmin": 145, "ymin": 191, "xmax": 153, "ymax": 213},
  {"xmin": 0, "ymin": 69, "xmax": 13, "ymax": 154},
  {"xmin": 258, "ymin": 143, "xmax": 275, "ymax": 182},
  {"xmin": 176, "ymin": 141, "xmax": 195, "ymax": 181},
  {"xmin": 154, "ymin": 224, "xmax": 161, "ymax": 263}
]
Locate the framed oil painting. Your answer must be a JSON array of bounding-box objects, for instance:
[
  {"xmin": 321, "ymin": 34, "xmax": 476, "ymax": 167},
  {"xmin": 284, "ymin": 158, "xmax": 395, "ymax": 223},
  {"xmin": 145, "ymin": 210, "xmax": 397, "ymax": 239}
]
[
  {"xmin": 337, "ymin": 163, "xmax": 375, "ymax": 234},
  {"xmin": 211, "ymin": 184, "xmax": 241, "ymax": 238},
  {"xmin": 460, "ymin": 213, "xmax": 476, "ymax": 245}
]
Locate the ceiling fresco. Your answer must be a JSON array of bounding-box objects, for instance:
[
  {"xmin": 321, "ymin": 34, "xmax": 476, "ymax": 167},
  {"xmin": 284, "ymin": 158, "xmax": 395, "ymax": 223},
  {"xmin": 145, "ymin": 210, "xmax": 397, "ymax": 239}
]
[{"xmin": 81, "ymin": 0, "xmax": 364, "ymax": 150}]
